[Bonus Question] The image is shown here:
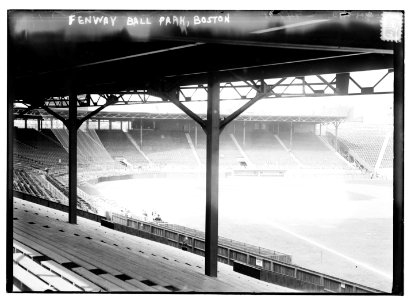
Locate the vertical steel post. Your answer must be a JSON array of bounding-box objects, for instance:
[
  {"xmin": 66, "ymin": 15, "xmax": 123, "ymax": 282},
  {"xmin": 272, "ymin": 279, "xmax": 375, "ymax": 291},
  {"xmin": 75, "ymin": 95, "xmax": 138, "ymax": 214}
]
[
  {"xmin": 68, "ymin": 93, "xmax": 78, "ymax": 224},
  {"xmin": 6, "ymin": 58, "xmax": 14, "ymax": 292},
  {"xmin": 336, "ymin": 73, "xmax": 350, "ymax": 95},
  {"xmin": 290, "ymin": 122, "xmax": 293, "ymax": 148},
  {"xmin": 393, "ymin": 36, "xmax": 404, "ymax": 295},
  {"xmin": 205, "ymin": 72, "xmax": 220, "ymax": 277}
]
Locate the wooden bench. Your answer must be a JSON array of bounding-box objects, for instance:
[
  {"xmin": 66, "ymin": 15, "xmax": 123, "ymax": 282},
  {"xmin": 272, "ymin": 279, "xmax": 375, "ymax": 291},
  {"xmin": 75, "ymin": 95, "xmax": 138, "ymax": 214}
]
[
  {"xmin": 13, "ymin": 253, "xmax": 82, "ymax": 292},
  {"xmin": 99, "ymin": 273, "xmax": 142, "ymax": 291},
  {"xmin": 125, "ymin": 279, "xmax": 158, "ymax": 292},
  {"xmin": 13, "ymin": 240, "xmax": 42, "ymax": 258},
  {"xmin": 13, "ymin": 262, "xmax": 55, "ymax": 292},
  {"xmin": 41, "ymin": 260, "xmax": 102, "ymax": 292},
  {"xmin": 14, "ymin": 233, "xmax": 71, "ymax": 264},
  {"xmin": 13, "ymin": 198, "xmax": 292, "ymax": 293},
  {"xmin": 72, "ymin": 267, "xmax": 125, "ymax": 292}
]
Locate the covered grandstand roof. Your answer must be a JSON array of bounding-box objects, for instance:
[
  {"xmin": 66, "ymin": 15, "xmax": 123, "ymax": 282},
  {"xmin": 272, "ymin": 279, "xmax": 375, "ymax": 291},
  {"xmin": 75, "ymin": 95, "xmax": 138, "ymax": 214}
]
[
  {"xmin": 9, "ymin": 10, "xmax": 394, "ymax": 101},
  {"xmin": 14, "ymin": 95, "xmax": 351, "ymax": 122}
]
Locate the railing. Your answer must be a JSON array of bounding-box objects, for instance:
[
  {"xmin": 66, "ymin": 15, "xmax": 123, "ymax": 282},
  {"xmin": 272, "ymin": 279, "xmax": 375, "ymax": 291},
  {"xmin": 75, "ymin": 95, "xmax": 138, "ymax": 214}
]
[
  {"xmin": 233, "ymin": 260, "xmax": 384, "ymax": 294},
  {"xmin": 111, "ymin": 213, "xmax": 292, "ymax": 265},
  {"xmin": 110, "ymin": 213, "xmax": 384, "ymax": 293},
  {"xmin": 13, "ymin": 192, "xmax": 384, "ymax": 294},
  {"xmin": 13, "ymin": 191, "xmax": 105, "ymax": 223}
]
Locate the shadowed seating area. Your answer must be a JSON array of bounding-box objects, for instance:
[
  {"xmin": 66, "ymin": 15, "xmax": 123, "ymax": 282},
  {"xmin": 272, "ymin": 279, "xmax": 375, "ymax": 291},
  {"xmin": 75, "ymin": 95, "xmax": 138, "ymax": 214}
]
[{"xmin": 13, "ymin": 197, "xmax": 295, "ymax": 293}]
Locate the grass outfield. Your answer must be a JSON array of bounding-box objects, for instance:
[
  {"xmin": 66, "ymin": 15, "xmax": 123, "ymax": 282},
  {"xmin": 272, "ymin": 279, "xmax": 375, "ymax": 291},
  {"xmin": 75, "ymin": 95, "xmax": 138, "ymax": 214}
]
[{"xmin": 95, "ymin": 175, "xmax": 393, "ymax": 292}]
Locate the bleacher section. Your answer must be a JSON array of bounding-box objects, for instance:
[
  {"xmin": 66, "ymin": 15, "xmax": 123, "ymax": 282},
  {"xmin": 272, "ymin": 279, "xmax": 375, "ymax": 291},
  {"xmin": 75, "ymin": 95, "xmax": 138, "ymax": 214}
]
[
  {"xmin": 190, "ymin": 128, "xmax": 244, "ymax": 169},
  {"xmin": 129, "ymin": 130, "xmax": 198, "ymax": 168},
  {"xmin": 284, "ymin": 133, "xmax": 350, "ymax": 169},
  {"xmin": 235, "ymin": 130, "xmax": 298, "ymax": 169},
  {"xmin": 13, "ymin": 197, "xmax": 293, "ymax": 292},
  {"xmin": 335, "ymin": 123, "xmax": 393, "ymax": 170},
  {"xmin": 96, "ymin": 130, "xmax": 148, "ymax": 166},
  {"xmin": 381, "ymin": 135, "xmax": 393, "ymax": 168},
  {"xmin": 15, "ymin": 128, "xmax": 68, "ymax": 170},
  {"xmin": 12, "ymin": 125, "xmax": 364, "ymax": 213},
  {"xmin": 13, "ymin": 170, "xmax": 56, "ymax": 202}
]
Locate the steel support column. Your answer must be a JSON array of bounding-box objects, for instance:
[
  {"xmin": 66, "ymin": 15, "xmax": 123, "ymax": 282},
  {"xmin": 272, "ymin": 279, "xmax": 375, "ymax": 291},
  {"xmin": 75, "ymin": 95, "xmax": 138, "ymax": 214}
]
[
  {"xmin": 336, "ymin": 73, "xmax": 350, "ymax": 95},
  {"xmin": 205, "ymin": 73, "xmax": 220, "ymax": 277},
  {"xmin": 392, "ymin": 38, "xmax": 404, "ymax": 295},
  {"xmin": 290, "ymin": 122, "xmax": 293, "ymax": 148},
  {"xmin": 68, "ymin": 93, "xmax": 78, "ymax": 224},
  {"xmin": 6, "ymin": 60, "xmax": 14, "ymax": 293}
]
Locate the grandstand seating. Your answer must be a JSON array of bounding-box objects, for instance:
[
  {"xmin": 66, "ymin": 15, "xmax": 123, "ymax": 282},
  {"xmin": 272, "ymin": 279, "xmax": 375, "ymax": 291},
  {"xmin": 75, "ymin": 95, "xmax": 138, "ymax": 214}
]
[
  {"xmin": 128, "ymin": 130, "xmax": 198, "ymax": 168},
  {"xmin": 190, "ymin": 128, "xmax": 244, "ymax": 169},
  {"xmin": 15, "ymin": 128, "xmax": 68, "ymax": 168},
  {"xmin": 96, "ymin": 130, "xmax": 148, "ymax": 166},
  {"xmin": 13, "ymin": 198, "xmax": 293, "ymax": 292},
  {"xmin": 234, "ymin": 130, "xmax": 298, "ymax": 169},
  {"xmin": 13, "ymin": 170, "xmax": 56, "ymax": 202},
  {"xmin": 12, "ymin": 125, "xmax": 359, "ymax": 212},
  {"xmin": 283, "ymin": 133, "xmax": 350, "ymax": 169},
  {"xmin": 380, "ymin": 135, "xmax": 393, "ymax": 169},
  {"xmin": 335, "ymin": 123, "xmax": 393, "ymax": 170}
]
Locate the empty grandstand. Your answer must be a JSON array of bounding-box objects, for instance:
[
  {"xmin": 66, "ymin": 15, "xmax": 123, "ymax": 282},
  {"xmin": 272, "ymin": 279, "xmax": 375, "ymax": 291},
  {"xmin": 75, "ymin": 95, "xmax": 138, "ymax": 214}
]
[
  {"xmin": 11, "ymin": 109, "xmax": 393, "ymax": 293},
  {"xmin": 325, "ymin": 122, "xmax": 394, "ymax": 177},
  {"xmin": 8, "ymin": 10, "xmax": 402, "ymax": 295}
]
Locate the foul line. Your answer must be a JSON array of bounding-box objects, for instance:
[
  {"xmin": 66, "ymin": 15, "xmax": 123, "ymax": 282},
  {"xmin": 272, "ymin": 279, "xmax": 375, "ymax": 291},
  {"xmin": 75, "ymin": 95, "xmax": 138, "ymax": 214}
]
[{"xmin": 270, "ymin": 222, "xmax": 392, "ymax": 280}]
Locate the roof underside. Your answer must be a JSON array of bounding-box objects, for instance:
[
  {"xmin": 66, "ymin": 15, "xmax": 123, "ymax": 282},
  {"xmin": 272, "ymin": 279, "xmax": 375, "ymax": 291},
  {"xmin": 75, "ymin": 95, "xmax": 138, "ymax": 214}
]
[
  {"xmin": 9, "ymin": 10, "xmax": 395, "ymax": 102},
  {"xmin": 13, "ymin": 108, "xmax": 346, "ymax": 123}
]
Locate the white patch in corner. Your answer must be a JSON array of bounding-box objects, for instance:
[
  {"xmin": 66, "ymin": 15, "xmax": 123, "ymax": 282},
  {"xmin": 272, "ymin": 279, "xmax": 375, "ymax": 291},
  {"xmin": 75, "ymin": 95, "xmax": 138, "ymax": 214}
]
[{"xmin": 381, "ymin": 12, "xmax": 403, "ymax": 43}]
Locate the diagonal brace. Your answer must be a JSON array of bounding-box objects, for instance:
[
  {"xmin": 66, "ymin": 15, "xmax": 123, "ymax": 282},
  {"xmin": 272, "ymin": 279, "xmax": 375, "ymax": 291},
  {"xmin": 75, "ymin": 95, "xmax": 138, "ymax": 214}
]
[
  {"xmin": 42, "ymin": 105, "xmax": 68, "ymax": 127},
  {"xmin": 219, "ymin": 93, "xmax": 267, "ymax": 131},
  {"xmin": 152, "ymin": 89, "xmax": 207, "ymax": 131},
  {"xmin": 317, "ymin": 75, "xmax": 337, "ymax": 93},
  {"xmin": 42, "ymin": 95, "xmax": 118, "ymax": 129},
  {"xmin": 219, "ymin": 78, "xmax": 287, "ymax": 131},
  {"xmin": 76, "ymin": 96, "xmax": 118, "ymax": 129},
  {"xmin": 170, "ymin": 98, "xmax": 206, "ymax": 131}
]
